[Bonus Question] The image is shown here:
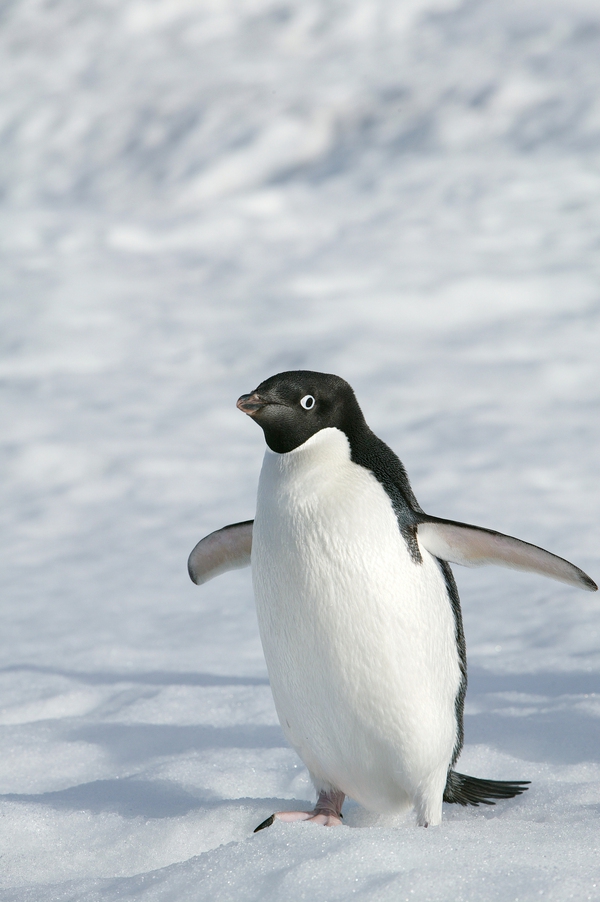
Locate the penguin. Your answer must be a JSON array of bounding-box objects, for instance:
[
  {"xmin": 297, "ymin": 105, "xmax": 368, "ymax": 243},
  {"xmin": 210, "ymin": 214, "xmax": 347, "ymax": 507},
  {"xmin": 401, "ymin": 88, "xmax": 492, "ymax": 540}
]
[{"xmin": 188, "ymin": 371, "xmax": 597, "ymax": 830}]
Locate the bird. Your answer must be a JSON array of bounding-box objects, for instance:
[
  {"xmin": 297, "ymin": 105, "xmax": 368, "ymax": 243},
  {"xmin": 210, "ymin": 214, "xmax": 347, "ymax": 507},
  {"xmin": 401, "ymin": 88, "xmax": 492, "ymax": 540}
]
[{"xmin": 188, "ymin": 370, "xmax": 597, "ymax": 831}]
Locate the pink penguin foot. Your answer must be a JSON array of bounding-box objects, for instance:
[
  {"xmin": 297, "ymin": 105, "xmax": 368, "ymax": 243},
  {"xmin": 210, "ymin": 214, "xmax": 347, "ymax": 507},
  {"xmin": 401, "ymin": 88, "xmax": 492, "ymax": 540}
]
[
  {"xmin": 255, "ymin": 810, "xmax": 343, "ymax": 830},
  {"xmin": 254, "ymin": 789, "xmax": 345, "ymax": 832}
]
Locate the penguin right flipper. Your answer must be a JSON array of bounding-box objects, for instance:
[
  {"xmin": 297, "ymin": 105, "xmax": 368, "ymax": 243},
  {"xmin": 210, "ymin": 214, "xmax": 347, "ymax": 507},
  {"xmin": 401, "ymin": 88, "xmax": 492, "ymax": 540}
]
[
  {"xmin": 188, "ymin": 520, "xmax": 253, "ymax": 585},
  {"xmin": 417, "ymin": 517, "xmax": 597, "ymax": 591}
]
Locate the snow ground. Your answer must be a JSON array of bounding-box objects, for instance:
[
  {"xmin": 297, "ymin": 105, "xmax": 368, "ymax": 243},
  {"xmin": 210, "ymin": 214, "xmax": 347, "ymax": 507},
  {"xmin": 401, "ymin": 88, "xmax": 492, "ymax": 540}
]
[{"xmin": 1, "ymin": 0, "xmax": 600, "ymax": 899}]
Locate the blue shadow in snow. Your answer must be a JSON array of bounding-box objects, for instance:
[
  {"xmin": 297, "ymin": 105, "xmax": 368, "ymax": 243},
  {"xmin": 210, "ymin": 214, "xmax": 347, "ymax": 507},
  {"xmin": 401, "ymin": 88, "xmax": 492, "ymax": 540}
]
[
  {"xmin": 464, "ymin": 666, "xmax": 600, "ymax": 766},
  {"xmin": 0, "ymin": 664, "xmax": 269, "ymax": 687},
  {"xmin": 1, "ymin": 778, "xmax": 207, "ymax": 819},
  {"xmin": 69, "ymin": 722, "xmax": 286, "ymax": 764}
]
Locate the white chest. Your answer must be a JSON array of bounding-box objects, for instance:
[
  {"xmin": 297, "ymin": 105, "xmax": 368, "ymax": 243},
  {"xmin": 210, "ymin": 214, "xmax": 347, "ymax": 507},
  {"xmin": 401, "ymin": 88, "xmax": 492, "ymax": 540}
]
[{"xmin": 251, "ymin": 428, "xmax": 461, "ymax": 810}]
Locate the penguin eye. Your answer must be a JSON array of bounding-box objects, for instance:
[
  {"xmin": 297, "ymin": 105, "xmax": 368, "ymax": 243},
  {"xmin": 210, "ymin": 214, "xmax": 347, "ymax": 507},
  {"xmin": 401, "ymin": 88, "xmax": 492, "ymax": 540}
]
[{"xmin": 300, "ymin": 395, "xmax": 315, "ymax": 410}]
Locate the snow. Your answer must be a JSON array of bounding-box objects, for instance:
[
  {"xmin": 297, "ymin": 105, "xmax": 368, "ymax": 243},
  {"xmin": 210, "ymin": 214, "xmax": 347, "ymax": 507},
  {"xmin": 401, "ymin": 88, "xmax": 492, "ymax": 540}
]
[{"xmin": 1, "ymin": 0, "xmax": 600, "ymax": 898}]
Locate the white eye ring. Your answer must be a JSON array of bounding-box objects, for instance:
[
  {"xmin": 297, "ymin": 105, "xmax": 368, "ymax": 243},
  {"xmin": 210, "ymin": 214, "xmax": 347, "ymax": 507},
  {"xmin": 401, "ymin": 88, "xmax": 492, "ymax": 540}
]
[{"xmin": 300, "ymin": 395, "xmax": 315, "ymax": 410}]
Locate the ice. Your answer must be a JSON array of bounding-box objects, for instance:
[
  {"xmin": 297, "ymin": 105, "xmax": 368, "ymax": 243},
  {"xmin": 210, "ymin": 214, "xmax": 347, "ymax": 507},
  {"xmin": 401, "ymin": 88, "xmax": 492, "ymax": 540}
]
[{"xmin": 1, "ymin": 0, "xmax": 600, "ymax": 899}]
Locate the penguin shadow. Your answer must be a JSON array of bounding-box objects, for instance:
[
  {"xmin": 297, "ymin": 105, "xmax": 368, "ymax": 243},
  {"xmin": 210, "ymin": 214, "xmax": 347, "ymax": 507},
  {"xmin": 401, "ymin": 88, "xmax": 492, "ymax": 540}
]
[{"xmin": 464, "ymin": 667, "xmax": 600, "ymax": 766}]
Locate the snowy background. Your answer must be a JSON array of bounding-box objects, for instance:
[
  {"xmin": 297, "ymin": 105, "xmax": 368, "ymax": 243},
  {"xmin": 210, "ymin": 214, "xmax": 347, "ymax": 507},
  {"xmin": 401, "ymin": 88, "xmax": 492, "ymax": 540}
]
[{"xmin": 1, "ymin": 0, "xmax": 600, "ymax": 898}]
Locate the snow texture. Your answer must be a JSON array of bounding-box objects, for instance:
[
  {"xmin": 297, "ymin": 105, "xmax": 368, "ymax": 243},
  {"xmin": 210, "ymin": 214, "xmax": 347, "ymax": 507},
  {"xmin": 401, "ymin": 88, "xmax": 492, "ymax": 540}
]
[{"xmin": 1, "ymin": 0, "xmax": 600, "ymax": 899}]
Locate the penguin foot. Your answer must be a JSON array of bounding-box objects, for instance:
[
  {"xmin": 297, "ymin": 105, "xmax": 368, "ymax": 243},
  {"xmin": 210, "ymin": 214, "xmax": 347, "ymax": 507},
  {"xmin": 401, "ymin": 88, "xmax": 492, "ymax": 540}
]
[
  {"xmin": 254, "ymin": 789, "xmax": 345, "ymax": 832},
  {"xmin": 254, "ymin": 810, "xmax": 343, "ymax": 831}
]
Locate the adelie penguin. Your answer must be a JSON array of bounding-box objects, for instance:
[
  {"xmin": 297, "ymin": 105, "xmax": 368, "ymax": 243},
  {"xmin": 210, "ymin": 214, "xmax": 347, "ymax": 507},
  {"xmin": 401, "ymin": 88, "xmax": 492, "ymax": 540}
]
[{"xmin": 188, "ymin": 371, "xmax": 597, "ymax": 830}]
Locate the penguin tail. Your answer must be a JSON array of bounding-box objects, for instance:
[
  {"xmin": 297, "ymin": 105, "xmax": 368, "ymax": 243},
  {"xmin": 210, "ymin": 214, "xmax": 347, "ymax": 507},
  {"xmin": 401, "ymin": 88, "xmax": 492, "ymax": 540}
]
[{"xmin": 443, "ymin": 770, "xmax": 530, "ymax": 807}]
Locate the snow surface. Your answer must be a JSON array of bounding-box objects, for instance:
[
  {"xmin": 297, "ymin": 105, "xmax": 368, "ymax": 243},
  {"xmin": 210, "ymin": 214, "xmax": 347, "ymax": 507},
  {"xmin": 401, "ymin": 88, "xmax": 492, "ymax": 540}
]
[{"xmin": 1, "ymin": 0, "xmax": 600, "ymax": 899}]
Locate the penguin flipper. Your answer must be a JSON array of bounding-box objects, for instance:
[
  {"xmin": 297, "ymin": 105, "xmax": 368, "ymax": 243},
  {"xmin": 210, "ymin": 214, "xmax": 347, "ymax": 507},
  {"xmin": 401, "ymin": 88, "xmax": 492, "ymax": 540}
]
[
  {"xmin": 417, "ymin": 517, "xmax": 597, "ymax": 591},
  {"xmin": 443, "ymin": 770, "xmax": 529, "ymax": 806},
  {"xmin": 188, "ymin": 520, "xmax": 253, "ymax": 585}
]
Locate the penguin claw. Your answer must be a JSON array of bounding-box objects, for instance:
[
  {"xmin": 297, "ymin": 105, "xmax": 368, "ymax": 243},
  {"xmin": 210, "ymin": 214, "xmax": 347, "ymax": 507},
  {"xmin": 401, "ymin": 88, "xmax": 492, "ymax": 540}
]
[
  {"xmin": 254, "ymin": 810, "xmax": 343, "ymax": 832},
  {"xmin": 254, "ymin": 814, "xmax": 275, "ymax": 832}
]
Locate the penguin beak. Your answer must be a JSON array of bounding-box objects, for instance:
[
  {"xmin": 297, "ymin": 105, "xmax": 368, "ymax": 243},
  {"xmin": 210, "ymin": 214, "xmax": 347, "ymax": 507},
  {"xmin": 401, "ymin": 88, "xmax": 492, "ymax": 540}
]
[{"xmin": 236, "ymin": 392, "xmax": 267, "ymax": 416}]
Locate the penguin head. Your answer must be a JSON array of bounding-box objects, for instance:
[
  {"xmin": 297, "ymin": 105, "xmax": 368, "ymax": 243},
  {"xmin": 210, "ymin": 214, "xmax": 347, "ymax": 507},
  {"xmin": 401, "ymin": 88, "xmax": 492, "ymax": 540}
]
[{"xmin": 237, "ymin": 370, "xmax": 367, "ymax": 453}]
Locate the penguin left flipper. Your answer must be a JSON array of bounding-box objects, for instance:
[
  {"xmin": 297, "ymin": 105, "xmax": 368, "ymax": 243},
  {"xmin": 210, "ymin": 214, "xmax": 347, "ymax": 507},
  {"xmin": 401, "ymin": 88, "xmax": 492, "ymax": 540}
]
[
  {"xmin": 188, "ymin": 520, "xmax": 253, "ymax": 585},
  {"xmin": 417, "ymin": 517, "xmax": 597, "ymax": 592}
]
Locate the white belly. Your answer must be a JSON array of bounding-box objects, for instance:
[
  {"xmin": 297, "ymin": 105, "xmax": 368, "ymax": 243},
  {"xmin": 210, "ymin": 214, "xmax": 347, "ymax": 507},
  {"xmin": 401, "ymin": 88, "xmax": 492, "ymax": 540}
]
[{"xmin": 252, "ymin": 428, "xmax": 462, "ymax": 814}]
